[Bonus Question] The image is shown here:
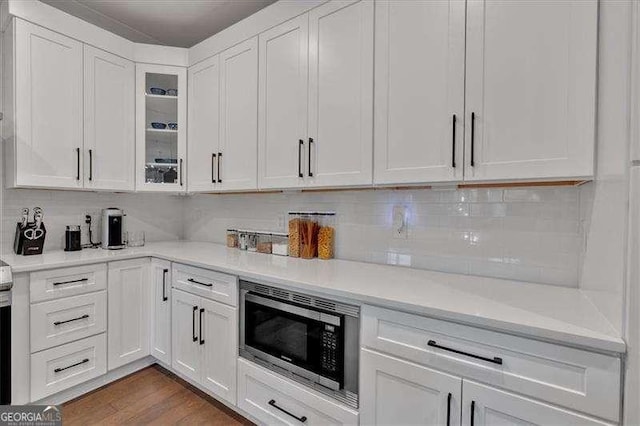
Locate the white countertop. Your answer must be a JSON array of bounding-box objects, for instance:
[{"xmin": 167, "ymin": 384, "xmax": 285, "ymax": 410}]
[{"xmin": 1, "ymin": 241, "xmax": 625, "ymax": 353}]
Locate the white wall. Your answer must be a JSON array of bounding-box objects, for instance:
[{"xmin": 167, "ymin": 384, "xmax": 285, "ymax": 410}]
[{"xmin": 183, "ymin": 186, "xmax": 583, "ymax": 287}]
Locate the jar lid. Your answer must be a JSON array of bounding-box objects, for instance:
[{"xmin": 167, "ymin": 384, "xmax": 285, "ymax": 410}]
[
  {"xmin": 66, "ymin": 225, "xmax": 81, "ymax": 231},
  {"xmin": 271, "ymin": 232, "xmax": 289, "ymax": 237}
]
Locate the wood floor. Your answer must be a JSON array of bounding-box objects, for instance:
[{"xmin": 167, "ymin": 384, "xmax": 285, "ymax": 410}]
[{"xmin": 62, "ymin": 365, "xmax": 253, "ymax": 425}]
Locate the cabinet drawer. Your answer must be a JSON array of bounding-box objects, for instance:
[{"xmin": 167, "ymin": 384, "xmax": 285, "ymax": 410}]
[
  {"xmin": 30, "ymin": 263, "xmax": 107, "ymax": 303},
  {"xmin": 237, "ymin": 359, "xmax": 358, "ymax": 425},
  {"xmin": 361, "ymin": 305, "xmax": 621, "ymax": 422},
  {"xmin": 30, "ymin": 333, "xmax": 107, "ymax": 401},
  {"xmin": 172, "ymin": 263, "xmax": 237, "ymax": 306},
  {"xmin": 31, "ymin": 291, "xmax": 107, "ymax": 353}
]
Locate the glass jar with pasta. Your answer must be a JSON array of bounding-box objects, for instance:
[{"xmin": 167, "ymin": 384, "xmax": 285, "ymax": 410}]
[{"xmin": 317, "ymin": 213, "xmax": 336, "ymax": 260}]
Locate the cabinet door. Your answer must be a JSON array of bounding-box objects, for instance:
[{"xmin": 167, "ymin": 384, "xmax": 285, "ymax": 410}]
[
  {"xmin": 218, "ymin": 37, "xmax": 258, "ymax": 191},
  {"xmin": 199, "ymin": 297, "xmax": 238, "ymax": 404},
  {"xmin": 258, "ymin": 15, "xmax": 309, "ymax": 189},
  {"xmin": 360, "ymin": 349, "xmax": 461, "ymax": 426},
  {"xmin": 135, "ymin": 64, "xmax": 187, "ymax": 192},
  {"xmin": 171, "ymin": 288, "xmax": 201, "ymax": 383},
  {"xmin": 374, "ymin": 0, "xmax": 465, "ymax": 185},
  {"xmin": 307, "ymin": 0, "xmax": 374, "ymax": 187},
  {"xmin": 84, "ymin": 45, "xmax": 135, "ymax": 191},
  {"xmin": 150, "ymin": 259, "xmax": 171, "ymax": 365},
  {"xmin": 107, "ymin": 259, "xmax": 150, "ymax": 370},
  {"xmin": 188, "ymin": 55, "xmax": 220, "ymax": 192},
  {"xmin": 464, "ymin": 0, "xmax": 597, "ymax": 181},
  {"xmin": 13, "ymin": 19, "xmax": 83, "ymax": 188},
  {"xmin": 462, "ymin": 380, "xmax": 612, "ymax": 426}
]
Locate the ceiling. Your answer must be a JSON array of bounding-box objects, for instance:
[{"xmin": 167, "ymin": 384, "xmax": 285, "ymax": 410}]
[{"xmin": 41, "ymin": 0, "xmax": 277, "ymax": 48}]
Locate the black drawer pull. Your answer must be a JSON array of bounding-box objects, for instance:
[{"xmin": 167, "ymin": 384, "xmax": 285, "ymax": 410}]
[
  {"xmin": 446, "ymin": 392, "xmax": 452, "ymax": 426},
  {"xmin": 187, "ymin": 278, "xmax": 213, "ymax": 287},
  {"xmin": 179, "ymin": 158, "xmax": 184, "ymax": 186},
  {"xmin": 54, "ymin": 314, "xmax": 89, "ymax": 326},
  {"xmin": 192, "ymin": 306, "xmax": 198, "ymax": 342},
  {"xmin": 54, "ymin": 358, "xmax": 89, "ymax": 373},
  {"xmin": 470, "ymin": 112, "xmax": 476, "ymax": 167},
  {"xmin": 89, "ymin": 149, "xmax": 93, "ymax": 181},
  {"xmin": 268, "ymin": 399, "xmax": 307, "ymax": 423},
  {"xmin": 298, "ymin": 139, "xmax": 304, "ymax": 178},
  {"xmin": 76, "ymin": 147, "xmax": 81, "ymax": 180},
  {"xmin": 308, "ymin": 138, "xmax": 314, "ymax": 177},
  {"xmin": 451, "ymin": 114, "xmax": 456, "ymax": 168},
  {"xmin": 427, "ymin": 340, "xmax": 503, "ymax": 365},
  {"xmin": 199, "ymin": 308, "xmax": 205, "ymax": 345},
  {"xmin": 212, "ymin": 153, "xmax": 216, "ymax": 183},
  {"xmin": 53, "ymin": 278, "xmax": 89, "ymax": 286},
  {"xmin": 470, "ymin": 400, "xmax": 475, "ymax": 426},
  {"xmin": 217, "ymin": 152, "xmax": 222, "ymax": 183},
  {"xmin": 162, "ymin": 269, "xmax": 168, "ymax": 301}
]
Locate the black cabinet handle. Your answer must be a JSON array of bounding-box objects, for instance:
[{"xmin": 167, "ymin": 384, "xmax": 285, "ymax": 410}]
[
  {"xmin": 192, "ymin": 306, "xmax": 198, "ymax": 342},
  {"xmin": 217, "ymin": 152, "xmax": 222, "ymax": 183},
  {"xmin": 447, "ymin": 392, "xmax": 452, "ymax": 426},
  {"xmin": 211, "ymin": 153, "xmax": 216, "ymax": 183},
  {"xmin": 88, "ymin": 149, "xmax": 93, "ymax": 181},
  {"xmin": 187, "ymin": 278, "xmax": 213, "ymax": 287},
  {"xmin": 268, "ymin": 399, "xmax": 307, "ymax": 423},
  {"xmin": 179, "ymin": 159, "xmax": 183, "ymax": 186},
  {"xmin": 298, "ymin": 139, "xmax": 304, "ymax": 178},
  {"xmin": 470, "ymin": 400, "xmax": 475, "ymax": 426},
  {"xmin": 162, "ymin": 268, "xmax": 168, "ymax": 302},
  {"xmin": 76, "ymin": 147, "xmax": 81, "ymax": 180},
  {"xmin": 53, "ymin": 278, "xmax": 88, "ymax": 286},
  {"xmin": 199, "ymin": 308, "xmax": 205, "ymax": 345},
  {"xmin": 54, "ymin": 358, "xmax": 89, "ymax": 373},
  {"xmin": 308, "ymin": 138, "xmax": 313, "ymax": 177},
  {"xmin": 470, "ymin": 112, "xmax": 475, "ymax": 167},
  {"xmin": 427, "ymin": 340, "xmax": 502, "ymax": 365},
  {"xmin": 451, "ymin": 115, "xmax": 456, "ymax": 168},
  {"xmin": 53, "ymin": 314, "xmax": 89, "ymax": 326}
]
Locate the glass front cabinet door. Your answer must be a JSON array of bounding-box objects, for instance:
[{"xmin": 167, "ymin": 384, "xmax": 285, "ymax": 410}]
[{"xmin": 135, "ymin": 64, "xmax": 187, "ymax": 192}]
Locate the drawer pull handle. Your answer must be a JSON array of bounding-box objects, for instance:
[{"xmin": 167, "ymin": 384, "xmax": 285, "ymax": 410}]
[
  {"xmin": 192, "ymin": 306, "xmax": 198, "ymax": 342},
  {"xmin": 268, "ymin": 399, "xmax": 307, "ymax": 423},
  {"xmin": 446, "ymin": 392, "xmax": 452, "ymax": 426},
  {"xmin": 427, "ymin": 340, "xmax": 503, "ymax": 365},
  {"xmin": 470, "ymin": 400, "xmax": 475, "ymax": 426},
  {"xmin": 54, "ymin": 314, "xmax": 89, "ymax": 326},
  {"xmin": 54, "ymin": 358, "xmax": 89, "ymax": 373},
  {"xmin": 187, "ymin": 278, "xmax": 213, "ymax": 287},
  {"xmin": 53, "ymin": 278, "xmax": 89, "ymax": 286}
]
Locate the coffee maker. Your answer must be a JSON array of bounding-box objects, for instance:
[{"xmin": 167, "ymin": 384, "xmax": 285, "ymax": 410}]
[{"xmin": 101, "ymin": 208, "xmax": 125, "ymax": 250}]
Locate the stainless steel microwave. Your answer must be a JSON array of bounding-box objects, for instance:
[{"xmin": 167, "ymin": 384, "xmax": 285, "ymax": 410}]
[{"xmin": 239, "ymin": 280, "xmax": 359, "ymax": 409}]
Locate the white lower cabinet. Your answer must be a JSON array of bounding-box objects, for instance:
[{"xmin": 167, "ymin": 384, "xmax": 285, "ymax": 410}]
[
  {"xmin": 237, "ymin": 358, "xmax": 359, "ymax": 425},
  {"xmin": 150, "ymin": 259, "xmax": 171, "ymax": 365},
  {"xmin": 172, "ymin": 288, "xmax": 238, "ymax": 404},
  {"xmin": 31, "ymin": 333, "xmax": 107, "ymax": 401},
  {"xmin": 107, "ymin": 259, "xmax": 150, "ymax": 370},
  {"xmin": 360, "ymin": 348, "xmax": 461, "ymax": 426},
  {"xmin": 462, "ymin": 380, "xmax": 613, "ymax": 426}
]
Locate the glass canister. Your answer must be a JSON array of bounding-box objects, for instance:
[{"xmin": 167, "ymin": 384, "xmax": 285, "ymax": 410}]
[
  {"xmin": 247, "ymin": 231, "xmax": 258, "ymax": 252},
  {"xmin": 288, "ymin": 212, "xmax": 301, "ymax": 258},
  {"xmin": 238, "ymin": 230, "xmax": 249, "ymax": 250},
  {"xmin": 298, "ymin": 212, "xmax": 319, "ymax": 259},
  {"xmin": 226, "ymin": 229, "xmax": 238, "ymax": 248},
  {"xmin": 317, "ymin": 213, "xmax": 336, "ymax": 260},
  {"xmin": 256, "ymin": 232, "xmax": 272, "ymax": 254},
  {"xmin": 271, "ymin": 232, "xmax": 289, "ymax": 256}
]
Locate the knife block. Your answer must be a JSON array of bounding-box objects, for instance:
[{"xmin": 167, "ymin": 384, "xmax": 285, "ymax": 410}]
[{"xmin": 14, "ymin": 222, "xmax": 47, "ymax": 256}]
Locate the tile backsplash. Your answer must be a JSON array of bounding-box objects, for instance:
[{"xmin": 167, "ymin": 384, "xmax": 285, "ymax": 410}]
[
  {"xmin": 1, "ymin": 189, "xmax": 183, "ymax": 255},
  {"xmin": 183, "ymin": 186, "xmax": 583, "ymax": 287}
]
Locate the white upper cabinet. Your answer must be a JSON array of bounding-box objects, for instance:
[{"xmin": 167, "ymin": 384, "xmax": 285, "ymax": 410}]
[
  {"xmin": 374, "ymin": 0, "xmax": 465, "ymax": 185},
  {"xmin": 84, "ymin": 45, "xmax": 135, "ymax": 191},
  {"xmin": 306, "ymin": 0, "xmax": 374, "ymax": 187},
  {"xmin": 464, "ymin": 0, "xmax": 597, "ymax": 182},
  {"xmin": 218, "ymin": 37, "xmax": 259, "ymax": 191},
  {"xmin": 11, "ymin": 19, "xmax": 83, "ymax": 188},
  {"xmin": 258, "ymin": 15, "xmax": 309, "ymax": 189},
  {"xmin": 135, "ymin": 64, "xmax": 187, "ymax": 192},
  {"xmin": 187, "ymin": 55, "xmax": 220, "ymax": 192}
]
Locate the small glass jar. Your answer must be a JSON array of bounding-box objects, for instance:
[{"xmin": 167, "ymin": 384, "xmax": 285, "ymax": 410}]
[
  {"xmin": 238, "ymin": 230, "xmax": 249, "ymax": 250},
  {"xmin": 226, "ymin": 229, "xmax": 238, "ymax": 248},
  {"xmin": 246, "ymin": 232, "xmax": 258, "ymax": 252},
  {"xmin": 256, "ymin": 232, "xmax": 272, "ymax": 254},
  {"xmin": 298, "ymin": 212, "xmax": 319, "ymax": 259},
  {"xmin": 317, "ymin": 213, "xmax": 336, "ymax": 260},
  {"xmin": 271, "ymin": 233, "xmax": 289, "ymax": 256},
  {"xmin": 288, "ymin": 212, "xmax": 301, "ymax": 258}
]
